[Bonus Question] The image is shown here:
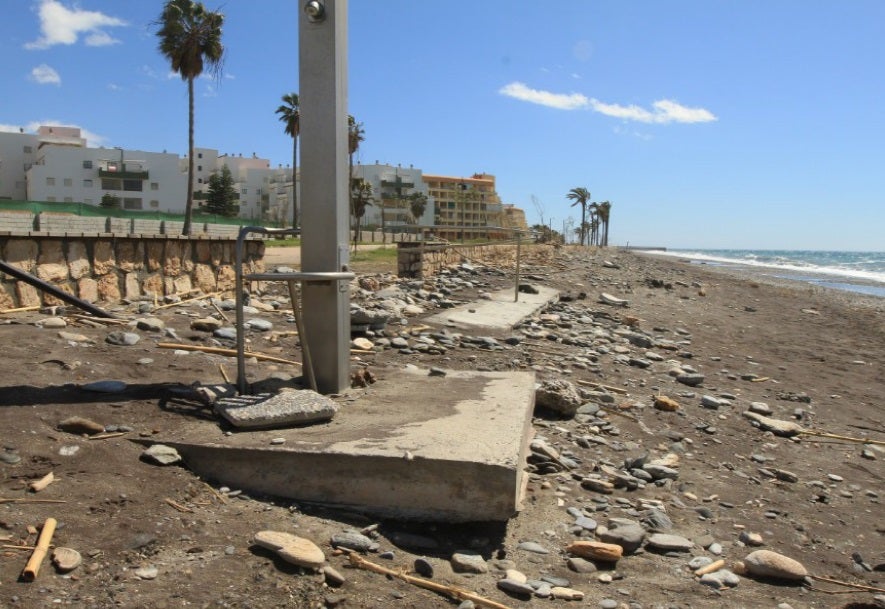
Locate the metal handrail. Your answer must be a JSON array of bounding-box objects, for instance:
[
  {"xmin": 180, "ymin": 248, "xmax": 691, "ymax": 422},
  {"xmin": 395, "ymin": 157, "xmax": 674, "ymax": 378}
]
[{"xmin": 234, "ymin": 226, "xmax": 354, "ymax": 394}]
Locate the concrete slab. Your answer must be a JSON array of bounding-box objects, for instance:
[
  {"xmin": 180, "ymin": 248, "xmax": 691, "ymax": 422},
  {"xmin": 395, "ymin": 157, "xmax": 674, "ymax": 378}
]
[
  {"xmin": 215, "ymin": 389, "xmax": 338, "ymax": 429},
  {"xmin": 424, "ymin": 285, "xmax": 559, "ymax": 331},
  {"xmin": 151, "ymin": 367, "xmax": 536, "ymax": 522}
]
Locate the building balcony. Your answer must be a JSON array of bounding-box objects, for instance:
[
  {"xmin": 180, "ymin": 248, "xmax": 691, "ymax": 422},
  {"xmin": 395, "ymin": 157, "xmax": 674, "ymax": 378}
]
[{"xmin": 98, "ymin": 168, "xmax": 149, "ymax": 180}]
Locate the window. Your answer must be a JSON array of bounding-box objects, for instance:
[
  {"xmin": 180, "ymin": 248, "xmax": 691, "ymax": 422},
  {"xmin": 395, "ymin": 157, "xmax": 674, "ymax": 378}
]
[
  {"xmin": 123, "ymin": 179, "xmax": 143, "ymax": 192},
  {"xmin": 46, "ymin": 177, "xmax": 55, "ymax": 186},
  {"xmin": 198, "ymin": 152, "xmax": 203, "ymax": 159},
  {"xmin": 241, "ymin": 188, "xmax": 247, "ymax": 195},
  {"xmin": 82, "ymin": 160, "xmax": 93, "ymax": 169},
  {"xmin": 63, "ymin": 178, "xmax": 72, "ymax": 187},
  {"xmin": 123, "ymin": 197, "xmax": 142, "ymax": 210},
  {"xmin": 197, "ymin": 165, "xmax": 202, "ymax": 171},
  {"xmin": 101, "ymin": 178, "xmax": 122, "ymax": 190},
  {"xmin": 83, "ymin": 179, "xmax": 93, "ymax": 188},
  {"xmin": 63, "ymin": 197, "xmax": 73, "ymax": 203},
  {"xmin": 23, "ymin": 163, "xmax": 32, "ymax": 172},
  {"xmin": 23, "ymin": 146, "xmax": 33, "ymax": 154},
  {"xmin": 198, "ymin": 178, "xmax": 203, "ymax": 184},
  {"xmin": 150, "ymin": 182, "xmax": 159, "ymax": 191},
  {"xmin": 149, "ymin": 200, "xmax": 159, "ymax": 208}
]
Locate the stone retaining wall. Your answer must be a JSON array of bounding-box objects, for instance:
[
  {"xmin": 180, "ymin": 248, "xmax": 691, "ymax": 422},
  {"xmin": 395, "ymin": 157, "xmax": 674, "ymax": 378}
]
[
  {"xmin": 397, "ymin": 242, "xmax": 554, "ymax": 278},
  {"xmin": 0, "ymin": 234, "xmax": 264, "ymax": 310}
]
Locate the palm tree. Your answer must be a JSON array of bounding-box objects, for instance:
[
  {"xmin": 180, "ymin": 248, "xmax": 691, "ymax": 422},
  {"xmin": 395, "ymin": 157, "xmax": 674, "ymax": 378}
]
[
  {"xmin": 408, "ymin": 191, "xmax": 428, "ymax": 238},
  {"xmin": 566, "ymin": 187, "xmax": 591, "ymax": 246},
  {"xmin": 347, "ymin": 115, "xmax": 365, "ymax": 182},
  {"xmin": 275, "ymin": 92, "xmax": 300, "ymax": 229},
  {"xmin": 350, "ymin": 177, "xmax": 374, "ymax": 248},
  {"xmin": 156, "ymin": 0, "xmax": 225, "ymax": 235},
  {"xmin": 597, "ymin": 200, "xmax": 612, "ymax": 246},
  {"xmin": 588, "ymin": 203, "xmax": 600, "ymax": 246}
]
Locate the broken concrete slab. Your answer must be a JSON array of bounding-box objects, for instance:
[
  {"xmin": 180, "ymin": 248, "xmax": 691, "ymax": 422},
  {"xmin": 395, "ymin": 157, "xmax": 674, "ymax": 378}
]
[
  {"xmin": 424, "ymin": 285, "xmax": 559, "ymax": 331},
  {"xmin": 151, "ymin": 367, "xmax": 536, "ymax": 522},
  {"xmin": 215, "ymin": 389, "xmax": 338, "ymax": 429}
]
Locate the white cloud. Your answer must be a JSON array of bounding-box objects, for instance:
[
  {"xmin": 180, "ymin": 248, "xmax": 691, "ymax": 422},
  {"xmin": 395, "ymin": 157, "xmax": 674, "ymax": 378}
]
[
  {"xmin": 0, "ymin": 124, "xmax": 28, "ymax": 133},
  {"xmin": 25, "ymin": 0, "xmax": 126, "ymax": 50},
  {"xmin": 498, "ymin": 81, "xmax": 717, "ymax": 124},
  {"xmin": 498, "ymin": 82, "xmax": 589, "ymax": 111},
  {"xmin": 107, "ymin": 83, "xmax": 122, "ymax": 91},
  {"xmin": 589, "ymin": 98, "xmax": 717, "ymax": 124},
  {"xmin": 30, "ymin": 63, "xmax": 61, "ymax": 85}
]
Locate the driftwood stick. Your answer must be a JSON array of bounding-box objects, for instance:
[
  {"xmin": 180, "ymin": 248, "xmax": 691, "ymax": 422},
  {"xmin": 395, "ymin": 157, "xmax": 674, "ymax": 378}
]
[
  {"xmin": 157, "ymin": 342, "xmax": 302, "ymax": 367},
  {"xmin": 88, "ymin": 432, "xmax": 127, "ymax": 441},
  {"xmin": 218, "ymin": 364, "xmax": 231, "ymax": 384},
  {"xmin": 694, "ymin": 559, "xmax": 725, "ymax": 576},
  {"xmin": 0, "ymin": 498, "xmax": 66, "ymax": 505},
  {"xmin": 800, "ymin": 430, "xmax": 885, "ymax": 446},
  {"xmin": 165, "ymin": 498, "xmax": 193, "ymax": 513},
  {"xmin": 22, "ymin": 517, "xmax": 56, "ymax": 581},
  {"xmin": 576, "ymin": 379, "xmax": 629, "ymax": 395},
  {"xmin": 211, "ymin": 300, "xmax": 230, "ymax": 323},
  {"xmin": 810, "ymin": 574, "xmax": 885, "ymax": 593},
  {"xmin": 0, "ymin": 305, "xmax": 41, "ymax": 314},
  {"xmin": 347, "ymin": 551, "xmax": 513, "ymax": 609},
  {"xmin": 28, "ymin": 472, "xmax": 55, "ymax": 493},
  {"xmin": 152, "ymin": 291, "xmax": 221, "ymax": 311}
]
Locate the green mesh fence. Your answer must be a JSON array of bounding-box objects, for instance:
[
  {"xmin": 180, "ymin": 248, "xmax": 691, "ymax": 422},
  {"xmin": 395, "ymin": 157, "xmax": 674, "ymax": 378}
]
[{"xmin": 0, "ymin": 200, "xmax": 281, "ymax": 227}]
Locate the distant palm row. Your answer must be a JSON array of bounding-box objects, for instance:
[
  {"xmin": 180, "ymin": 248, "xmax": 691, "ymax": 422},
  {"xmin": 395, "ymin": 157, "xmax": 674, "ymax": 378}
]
[{"xmin": 567, "ymin": 188, "xmax": 612, "ymax": 247}]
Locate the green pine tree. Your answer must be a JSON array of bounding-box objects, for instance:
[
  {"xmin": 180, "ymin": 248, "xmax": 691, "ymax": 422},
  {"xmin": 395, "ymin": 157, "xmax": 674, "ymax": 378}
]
[{"xmin": 205, "ymin": 165, "xmax": 239, "ymax": 217}]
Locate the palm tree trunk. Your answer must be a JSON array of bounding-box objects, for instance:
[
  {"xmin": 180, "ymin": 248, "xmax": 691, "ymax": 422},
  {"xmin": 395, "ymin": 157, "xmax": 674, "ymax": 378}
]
[
  {"xmin": 183, "ymin": 77, "xmax": 195, "ymax": 235},
  {"xmin": 581, "ymin": 204, "xmax": 586, "ymax": 246},
  {"xmin": 291, "ymin": 136, "xmax": 298, "ymax": 229}
]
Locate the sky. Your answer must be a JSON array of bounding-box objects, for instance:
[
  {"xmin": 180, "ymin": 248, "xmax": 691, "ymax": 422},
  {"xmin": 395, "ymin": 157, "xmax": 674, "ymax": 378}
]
[{"xmin": 2, "ymin": 0, "xmax": 884, "ymax": 251}]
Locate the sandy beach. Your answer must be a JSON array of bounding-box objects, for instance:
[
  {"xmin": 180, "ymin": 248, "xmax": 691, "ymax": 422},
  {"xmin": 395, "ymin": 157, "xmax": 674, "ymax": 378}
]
[{"xmin": 0, "ymin": 246, "xmax": 881, "ymax": 608}]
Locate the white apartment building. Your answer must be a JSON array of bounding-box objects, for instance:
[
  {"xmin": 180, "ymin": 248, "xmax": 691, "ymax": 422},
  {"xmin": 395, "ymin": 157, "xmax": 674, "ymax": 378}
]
[
  {"xmin": 0, "ymin": 127, "xmax": 298, "ymax": 220},
  {"xmin": 352, "ymin": 163, "xmax": 433, "ymax": 229}
]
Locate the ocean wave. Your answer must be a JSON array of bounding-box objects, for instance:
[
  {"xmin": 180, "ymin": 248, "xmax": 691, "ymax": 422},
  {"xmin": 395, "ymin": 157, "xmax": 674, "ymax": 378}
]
[{"xmin": 642, "ymin": 249, "xmax": 885, "ymax": 285}]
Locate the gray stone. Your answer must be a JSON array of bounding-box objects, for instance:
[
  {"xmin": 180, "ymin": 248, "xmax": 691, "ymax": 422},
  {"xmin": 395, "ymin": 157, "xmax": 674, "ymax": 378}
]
[
  {"xmin": 535, "ymin": 379, "xmax": 583, "ymax": 417},
  {"xmin": 135, "ymin": 565, "xmax": 159, "ymax": 580},
  {"xmin": 59, "ymin": 331, "xmax": 91, "ymax": 342},
  {"xmin": 245, "ymin": 318, "xmax": 273, "ymax": 332},
  {"xmin": 215, "ymin": 389, "xmax": 338, "ymax": 429},
  {"xmin": 742, "ymin": 410, "xmax": 805, "ymax": 437},
  {"xmin": 136, "ymin": 317, "xmax": 165, "ymax": 332},
  {"xmin": 676, "ymin": 373, "xmax": 705, "ymax": 387},
  {"xmin": 141, "ymin": 444, "xmax": 182, "ymax": 465},
  {"xmin": 497, "ymin": 578, "xmax": 534, "ymax": 596},
  {"xmin": 39, "ymin": 317, "xmax": 67, "ymax": 329},
  {"xmin": 517, "ymin": 541, "xmax": 549, "ymax": 554},
  {"xmin": 598, "ymin": 523, "xmax": 645, "ymax": 554},
  {"xmin": 106, "ymin": 331, "xmax": 140, "ymax": 346},
  {"xmin": 646, "ymin": 533, "xmax": 694, "ymax": 552},
  {"xmin": 451, "ymin": 551, "xmax": 488, "ymax": 574},
  {"xmin": 700, "ymin": 569, "xmax": 740, "ymax": 589},
  {"xmin": 748, "ymin": 401, "xmax": 772, "ymax": 415},
  {"xmin": 330, "ymin": 530, "xmax": 378, "ymax": 553},
  {"xmin": 414, "ymin": 557, "xmax": 434, "ymax": 578},
  {"xmin": 643, "ymin": 464, "xmax": 679, "ymax": 481},
  {"xmin": 191, "ymin": 317, "xmax": 223, "ymax": 332},
  {"xmin": 213, "ymin": 327, "xmax": 238, "ymax": 340},
  {"xmin": 701, "ymin": 395, "xmax": 723, "ymax": 409},
  {"xmin": 567, "ymin": 557, "xmax": 598, "ymax": 573}
]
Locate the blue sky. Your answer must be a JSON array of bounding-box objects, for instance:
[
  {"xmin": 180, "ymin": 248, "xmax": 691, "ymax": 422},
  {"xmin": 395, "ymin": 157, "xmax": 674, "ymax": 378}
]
[{"xmin": 2, "ymin": 0, "xmax": 884, "ymax": 250}]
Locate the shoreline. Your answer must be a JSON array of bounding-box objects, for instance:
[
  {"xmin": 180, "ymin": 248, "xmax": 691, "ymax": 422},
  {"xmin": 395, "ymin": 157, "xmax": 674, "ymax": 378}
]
[{"xmin": 636, "ymin": 249, "xmax": 885, "ymax": 312}]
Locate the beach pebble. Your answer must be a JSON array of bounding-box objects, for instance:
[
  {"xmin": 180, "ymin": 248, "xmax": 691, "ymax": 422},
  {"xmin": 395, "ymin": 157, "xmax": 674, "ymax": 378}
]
[
  {"xmin": 741, "ymin": 550, "xmax": 808, "ymax": 581},
  {"xmin": 330, "ymin": 530, "xmax": 378, "ymax": 553},
  {"xmin": 106, "ymin": 331, "xmax": 140, "ymax": 346},
  {"xmin": 254, "ymin": 531, "xmax": 325, "ymax": 569},
  {"xmin": 517, "ymin": 540, "xmax": 549, "ymax": 554},
  {"xmin": 450, "ymin": 551, "xmax": 488, "ymax": 574},
  {"xmin": 646, "ymin": 533, "xmax": 694, "ymax": 552},
  {"xmin": 51, "ymin": 547, "xmax": 82, "ymax": 572},
  {"xmin": 498, "ymin": 578, "xmax": 534, "ymax": 596},
  {"xmin": 140, "ymin": 444, "xmax": 182, "ymax": 465},
  {"xmin": 739, "ymin": 531, "xmax": 764, "ymax": 546},
  {"xmin": 322, "ymin": 565, "xmax": 346, "ymax": 586},
  {"xmin": 414, "ymin": 557, "xmax": 434, "ymax": 578},
  {"xmin": 551, "ymin": 586, "xmax": 584, "ymax": 600},
  {"xmin": 135, "ymin": 565, "xmax": 159, "ymax": 580},
  {"xmin": 58, "ymin": 416, "xmax": 104, "ymax": 435},
  {"xmin": 676, "ymin": 373, "xmax": 705, "ymax": 387}
]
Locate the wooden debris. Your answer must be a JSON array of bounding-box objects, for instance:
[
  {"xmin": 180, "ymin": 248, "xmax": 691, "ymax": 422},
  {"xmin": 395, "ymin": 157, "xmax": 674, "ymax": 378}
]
[
  {"xmin": 22, "ymin": 517, "xmax": 56, "ymax": 581},
  {"xmin": 347, "ymin": 551, "xmax": 514, "ymax": 609},
  {"xmin": 157, "ymin": 342, "xmax": 302, "ymax": 366},
  {"xmin": 0, "ymin": 305, "xmax": 41, "ymax": 314},
  {"xmin": 152, "ymin": 291, "xmax": 222, "ymax": 311},
  {"xmin": 0, "ymin": 498, "xmax": 66, "ymax": 505},
  {"xmin": 799, "ymin": 430, "xmax": 885, "ymax": 446},
  {"xmin": 88, "ymin": 432, "xmax": 127, "ymax": 441},
  {"xmin": 28, "ymin": 472, "xmax": 55, "ymax": 493},
  {"xmin": 164, "ymin": 498, "xmax": 194, "ymax": 513},
  {"xmin": 694, "ymin": 559, "xmax": 725, "ymax": 576},
  {"xmin": 810, "ymin": 574, "xmax": 885, "ymax": 594},
  {"xmin": 565, "ymin": 540, "xmax": 623, "ymax": 563},
  {"xmin": 576, "ymin": 379, "xmax": 629, "ymax": 395}
]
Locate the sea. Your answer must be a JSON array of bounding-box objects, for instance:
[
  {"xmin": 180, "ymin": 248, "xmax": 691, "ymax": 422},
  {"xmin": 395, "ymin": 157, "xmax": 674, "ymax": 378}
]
[{"xmin": 639, "ymin": 249, "xmax": 885, "ymax": 299}]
